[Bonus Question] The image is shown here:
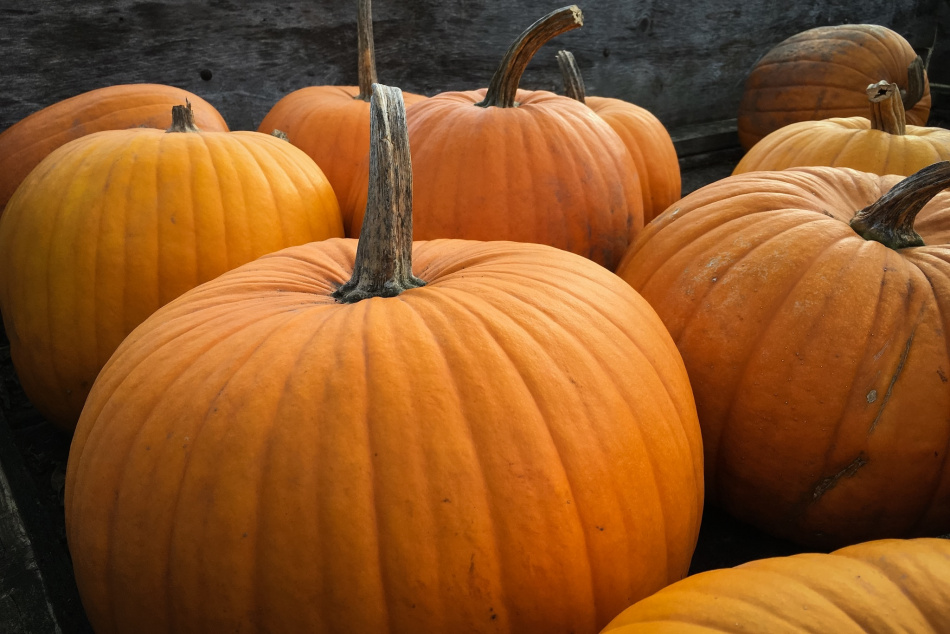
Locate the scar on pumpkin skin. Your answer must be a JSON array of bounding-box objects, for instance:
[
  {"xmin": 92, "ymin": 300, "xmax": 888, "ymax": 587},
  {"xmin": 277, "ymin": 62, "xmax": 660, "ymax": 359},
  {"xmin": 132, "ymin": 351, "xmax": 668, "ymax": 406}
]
[{"xmin": 810, "ymin": 452, "xmax": 869, "ymax": 503}]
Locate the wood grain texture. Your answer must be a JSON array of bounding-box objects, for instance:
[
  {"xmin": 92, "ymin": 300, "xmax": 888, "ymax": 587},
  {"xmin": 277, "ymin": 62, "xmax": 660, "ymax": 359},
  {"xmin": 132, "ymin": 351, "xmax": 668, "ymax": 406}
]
[{"xmin": 0, "ymin": 0, "xmax": 940, "ymax": 134}]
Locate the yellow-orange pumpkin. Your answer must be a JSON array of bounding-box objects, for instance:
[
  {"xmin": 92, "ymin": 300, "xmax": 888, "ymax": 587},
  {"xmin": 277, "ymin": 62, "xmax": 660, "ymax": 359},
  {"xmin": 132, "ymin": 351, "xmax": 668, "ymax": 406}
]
[
  {"xmin": 737, "ymin": 24, "xmax": 931, "ymax": 150},
  {"xmin": 0, "ymin": 104, "xmax": 343, "ymax": 431},
  {"xmin": 735, "ymin": 81, "xmax": 950, "ymax": 176},
  {"xmin": 258, "ymin": 0, "xmax": 425, "ymax": 226},
  {"xmin": 0, "ymin": 83, "xmax": 228, "ymax": 213},
  {"xmin": 557, "ymin": 49, "xmax": 680, "ymax": 223},
  {"xmin": 65, "ymin": 84, "xmax": 703, "ymax": 634},
  {"xmin": 617, "ymin": 163, "xmax": 950, "ymax": 547},
  {"xmin": 347, "ymin": 7, "xmax": 643, "ymax": 271},
  {"xmin": 602, "ymin": 538, "xmax": 950, "ymax": 633}
]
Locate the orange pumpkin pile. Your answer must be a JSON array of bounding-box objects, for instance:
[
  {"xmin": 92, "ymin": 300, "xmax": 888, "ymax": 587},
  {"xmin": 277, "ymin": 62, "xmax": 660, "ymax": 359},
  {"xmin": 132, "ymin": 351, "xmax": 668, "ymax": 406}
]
[{"xmin": 1, "ymin": 3, "xmax": 949, "ymax": 633}]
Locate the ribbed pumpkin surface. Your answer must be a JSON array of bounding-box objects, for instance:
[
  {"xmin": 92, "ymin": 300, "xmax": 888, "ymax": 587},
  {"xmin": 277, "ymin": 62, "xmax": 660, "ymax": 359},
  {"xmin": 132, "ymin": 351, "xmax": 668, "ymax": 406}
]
[
  {"xmin": 346, "ymin": 89, "xmax": 644, "ymax": 271},
  {"xmin": 66, "ymin": 238, "xmax": 703, "ymax": 634},
  {"xmin": 734, "ymin": 117, "xmax": 950, "ymax": 176},
  {"xmin": 0, "ymin": 127, "xmax": 343, "ymax": 430},
  {"xmin": 602, "ymin": 538, "xmax": 950, "ymax": 633},
  {"xmin": 617, "ymin": 167, "xmax": 950, "ymax": 547},
  {"xmin": 0, "ymin": 83, "xmax": 228, "ymax": 213},
  {"xmin": 737, "ymin": 24, "xmax": 931, "ymax": 150},
  {"xmin": 257, "ymin": 85, "xmax": 426, "ymax": 226},
  {"xmin": 586, "ymin": 96, "xmax": 680, "ymax": 223}
]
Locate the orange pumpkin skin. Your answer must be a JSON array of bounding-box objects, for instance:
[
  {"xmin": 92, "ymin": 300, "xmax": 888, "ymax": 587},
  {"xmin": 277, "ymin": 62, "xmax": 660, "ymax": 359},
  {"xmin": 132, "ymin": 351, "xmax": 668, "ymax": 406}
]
[
  {"xmin": 0, "ymin": 83, "xmax": 228, "ymax": 213},
  {"xmin": 347, "ymin": 89, "xmax": 644, "ymax": 271},
  {"xmin": 257, "ymin": 86, "xmax": 427, "ymax": 228},
  {"xmin": 737, "ymin": 24, "xmax": 931, "ymax": 150},
  {"xmin": 65, "ymin": 239, "xmax": 703, "ymax": 634},
  {"xmin": 616, "ymin": 167, "xmax": 950, "ymax": 547},
  {"xmin": 0, "ymin": 125, "xmax": 343, "ymax": 431},
  {"xmin": 585, "ymin": 96, "xmax": 681, "ymax": 223},
  {"xmin": 734, "ymin": 116, "xmax": 950, "ymax": 176},
  {"xmin": 601, "ymin": 538, "xmax": 950, "ymax": 633}
]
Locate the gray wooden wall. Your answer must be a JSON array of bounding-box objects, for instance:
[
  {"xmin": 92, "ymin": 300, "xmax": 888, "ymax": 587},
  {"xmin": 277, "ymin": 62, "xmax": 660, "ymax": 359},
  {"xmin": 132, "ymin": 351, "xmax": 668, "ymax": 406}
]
[{"xmin": 0, "ymin": 0, "xmax": 945, "ymax": 135}]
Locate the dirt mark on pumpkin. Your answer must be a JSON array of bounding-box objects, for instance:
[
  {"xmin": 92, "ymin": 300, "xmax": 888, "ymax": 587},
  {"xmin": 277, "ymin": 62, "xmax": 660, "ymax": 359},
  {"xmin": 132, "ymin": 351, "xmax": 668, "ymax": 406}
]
[
  {"xmin": 867, "ymin": 329, "xmax": 915, "ymax": 435},
  {"xmin": 810, "ymin": 453, "xmax": 869, "ymax": 503}
]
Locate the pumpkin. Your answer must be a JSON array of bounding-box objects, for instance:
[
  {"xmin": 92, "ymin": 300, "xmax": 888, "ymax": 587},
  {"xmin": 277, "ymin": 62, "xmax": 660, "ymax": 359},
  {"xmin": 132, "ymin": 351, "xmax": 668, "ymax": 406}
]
[
  {"xmin": 346, "ymin": 6, "xmax": 643, "ymax": 271},
  {"xmin": 556, "ymin": 49, "xmax": 680, "ymax": 223},
  {"xmin": 737, "ymin": 24, "xmax": 931, "ymax": 150},
  {"xmin": 0, "ymin": 83, "xmax": 228, "ymax": 213},
  {"xmin": 65, "ymin": 84, "xmax": 703, "ymax": 634},
  {"xmin": 257, "ymin": 0, "xmax": 426, "ymax": 229},
  {"xmin": 616, "ymin": 162, "xmax": 950, "ymax": 548},
  {"xmin": 602, "ymin": 537, "xmax": 950, "ymax": 633},
  {"xmin": 0, "ymin": 103, "xmax": 343, "ymax": 431},
  {"xmin": 735, "ymin": 80, "xmax": 950, "ymax": 176}
]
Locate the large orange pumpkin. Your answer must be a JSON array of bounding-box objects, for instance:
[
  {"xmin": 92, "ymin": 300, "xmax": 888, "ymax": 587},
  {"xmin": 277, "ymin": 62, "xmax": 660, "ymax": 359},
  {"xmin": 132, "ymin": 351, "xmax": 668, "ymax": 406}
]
[
  {"xmin": 0, "ymin": 83, "xmax": 228, "ymax": 213},
  {"xmin": 602, "ymin": 537, "xmax": 950, "ymax": 633},
  {"xmin": 65, "ymin": 84, "xmax": 703, "ymax": 634},
  {"xmin": 616, "ymin": 162, "xmax": 950, "ymax": 548},
  {"xmin": 0, "ymin": 104, "xmax": 343, "ymax": 431},
  {"xmin": 257, "ymin": 0, "xmax": 425, "ymax": 226},
  {"xmin": 737, "ymin": 24, "xmax": 931, "ymax": 150},
  {"xmin": 556, "ymin": 49, "xmax": 680, "ymax": 223},
  {"xmin": 346, "ymin": 6, "xmax": 643, "ymax": 271},
  {"xmin": 735, "ymin": 80, "xmax": 950, "ymax": 176}
]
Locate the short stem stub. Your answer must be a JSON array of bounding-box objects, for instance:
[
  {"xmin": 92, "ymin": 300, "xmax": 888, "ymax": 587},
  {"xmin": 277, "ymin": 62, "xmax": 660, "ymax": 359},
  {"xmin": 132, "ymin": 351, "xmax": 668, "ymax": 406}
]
[
  {"xmin": 850, "ymin": 161, "xmax": 950, "ymax": 249},
  {"xmin": 476, "ymin": 5, "xmax": 584, "ymax": 109},
  {"xmin": 901, "ymin": 55, "xmax": 926, "ymax": 112},
  {"xmin": 166, "ymin": 100, "xmax": 199, "ymax": 133},
  {"xmin": 333, "ymin": 84, "xmax": 424, "ymax": 303},
  {"xmin": 355, "ymin": 0, "xmax": 379, "ymax": 102},
  {"xmin": 867, "ymin": 81, "xmax": 906, "ymax": 135},
  {"xmin": 556, "ymin": 49, "xmax": 586, "ymax": 103}
]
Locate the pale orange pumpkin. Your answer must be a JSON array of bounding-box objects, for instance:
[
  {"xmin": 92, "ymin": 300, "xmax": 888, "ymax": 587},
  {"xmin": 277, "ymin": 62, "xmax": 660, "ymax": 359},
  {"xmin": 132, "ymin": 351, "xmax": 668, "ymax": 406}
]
[
  {"xmin": 0, "ymin": 104, "xmax": 343, "ymax": 431},
  {"xmin": 735, "ymin": 81, "xmax": 950, "ymax": 176},
  {"xmin": 65, "ymin": 84, "xmax": 703, "ymax": 634},
  {"xmin": 602, "ymin": 538, "xmax": 950, "ymax": 633},
  {"xmin": 0, "ymin": 83, "xmax": 228, "ymax": 213}
]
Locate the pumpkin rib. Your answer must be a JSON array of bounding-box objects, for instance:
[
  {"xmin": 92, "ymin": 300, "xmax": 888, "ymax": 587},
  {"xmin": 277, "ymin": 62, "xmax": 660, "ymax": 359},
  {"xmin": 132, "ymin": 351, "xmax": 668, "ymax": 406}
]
[{"xmin": 704, "ymin": 221, "xmax": 853, "ymax": 479}]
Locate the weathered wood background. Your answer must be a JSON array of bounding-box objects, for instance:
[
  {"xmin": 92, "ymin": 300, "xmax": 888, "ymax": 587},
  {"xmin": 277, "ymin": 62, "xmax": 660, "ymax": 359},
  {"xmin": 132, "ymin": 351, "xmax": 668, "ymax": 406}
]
[{"xmin": 1, "ymin": 0, "xmax": 946, "ymax": 135}]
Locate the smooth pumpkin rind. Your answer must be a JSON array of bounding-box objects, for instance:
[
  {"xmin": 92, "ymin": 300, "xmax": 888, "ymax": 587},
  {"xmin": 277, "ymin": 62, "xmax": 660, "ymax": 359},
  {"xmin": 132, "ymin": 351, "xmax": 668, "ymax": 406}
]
[
  {"xmin": 0, "ymin": 127, "xmax": 343, "ymax": 430},
  {"xmin": 66, "ymin": 238, "xmax": 703, "ymax": 634},
  {"xmin": 617, "ymin": 167, "xmax": 950, "ymax": 547}
]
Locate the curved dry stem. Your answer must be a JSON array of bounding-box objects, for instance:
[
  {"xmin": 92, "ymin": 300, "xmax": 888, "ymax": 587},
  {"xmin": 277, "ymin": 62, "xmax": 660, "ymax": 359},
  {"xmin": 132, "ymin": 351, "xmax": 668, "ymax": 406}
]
[
  {"xmin": 901, "ymin": 55, "xmax": 925, "ymax": 112},
  {"xmin": 476, "ymin": 5, "xmax": 584, "ymax": 108},
  {"xmin": 850, "ymin": 161, "xmax": 950, "ymax": 249}
]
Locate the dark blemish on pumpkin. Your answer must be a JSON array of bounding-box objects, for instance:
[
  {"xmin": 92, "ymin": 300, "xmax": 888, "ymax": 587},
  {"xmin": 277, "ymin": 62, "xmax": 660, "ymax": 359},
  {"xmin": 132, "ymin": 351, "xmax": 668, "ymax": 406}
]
[
  {"xmin": 200, "ymin": 69, "xmax": 213, "ymax": 81},
  {"xmin": 810, "ymin": 453, "xmax": 869, "ymax": 502},
  {"xmin": 868, "ymin": 330, "xmax": 915, "ymax": 434},
  {"xmin": 170, "ymin": 215, "xmax": 176, "ymax": 224},
  {"xmin": 596, "ymin": 526, "xmax": 604, "ymax": 531},
  {"xmin": 145, "ymin": 445, "xmax": 150, "ymax": 451},
  {"xmin": 469, "ymin": 554, "xmax": 475, "ymax": 574},
  {"xmin": 242, "ymin": 532, "xmax": 247, "ymax": 538},
  {"xmin": 166, "ymin": 432, "xmax": 173, "ymax": 439},
  {"xmin": 939, "ymin": 369, "xmax": 948, "ymax": 383},
  {"xmin": 491, "ymin": 614, "xmax": 497, "ymax": 620},
  {"xmin": 443, "ymin": 498, "xmax": 450, "ymax": 503}
]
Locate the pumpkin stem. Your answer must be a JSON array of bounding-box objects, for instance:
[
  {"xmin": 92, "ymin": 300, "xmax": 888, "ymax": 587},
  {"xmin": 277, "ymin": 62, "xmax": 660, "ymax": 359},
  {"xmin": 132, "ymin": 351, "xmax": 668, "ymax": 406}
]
[
  {"xmin": 556, "ymin": 49, "xmax": 586, "ymax": 103},
  {"xmin": 867, "ymin": 81, "xmax": 906, "ymax": 135},
  {"xmin": 901, "ymin": 55, "xmax": 925, "ymax": 112},
  {"xmin": 166, "ymin": 100, "xmax": 200, "ymax": 133},
  {"xmin": 333, "ymin": 84, "xmax": 424, "ymax": 303},
  {"xmin": 355, "ymin": 0, "xmax": 379, "ymax": 102},
  {"xmin": 476, "ymin": 6, "xmax": 584, "ymax": 109},
  {"xmin": 849, "ymin": 161, "xmax": 950, "ymax": 249}
]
